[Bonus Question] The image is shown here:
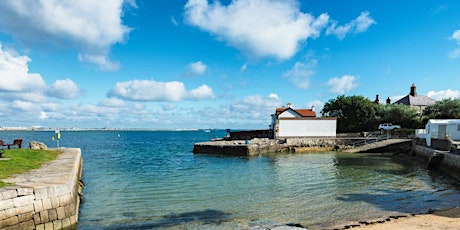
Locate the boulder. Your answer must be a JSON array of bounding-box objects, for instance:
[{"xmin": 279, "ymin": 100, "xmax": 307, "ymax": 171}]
[{"xmin": 29, "ymin": 141, "xmax": 47, "ymax": 150}]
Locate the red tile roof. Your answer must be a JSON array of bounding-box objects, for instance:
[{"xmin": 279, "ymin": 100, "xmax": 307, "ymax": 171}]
[
  {"xmin": 275, "ymin": 108, "xmax": 316, "ymax": 117},
  {"xmin": 295, "ymin": 109, "xmax": 316, "ymax": 117}
]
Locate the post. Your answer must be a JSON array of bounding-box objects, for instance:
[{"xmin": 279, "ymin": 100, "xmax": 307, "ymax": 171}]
[{"xmin": 55, "ymin": 128, "xmax": 60, "ymax": 149}]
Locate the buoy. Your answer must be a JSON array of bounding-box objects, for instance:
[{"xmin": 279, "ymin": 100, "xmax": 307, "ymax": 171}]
[{"xmin": 117, "ymin": 134, "xmax": 120, "ymax": 138}]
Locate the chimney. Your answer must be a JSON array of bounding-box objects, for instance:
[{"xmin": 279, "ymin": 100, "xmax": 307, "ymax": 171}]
[
  {"xmin": 410, "ymin": 84, "xmax": 417, "ymax": 97},
  {"xmin": 311, "ymin": 105, "xmax": 315, "ymax": 111},
  {"xmin": 287, "ymin": 103, "xmax": 292, "ymax": 108},
  {"xmin": 374, "ymin": 94, "xmax": 380, "ymax": 104},
  {"xmin": 386, "ymin": 97, "xmax": 391, "ymax": 105}
]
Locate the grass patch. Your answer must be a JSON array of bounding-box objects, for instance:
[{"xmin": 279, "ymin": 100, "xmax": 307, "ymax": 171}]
[{"xmin": 0, "ymin": 149, "xmax": 60, "ymax": 188}]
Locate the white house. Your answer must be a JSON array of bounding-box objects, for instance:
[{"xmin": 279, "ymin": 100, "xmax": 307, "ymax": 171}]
[
  {"xmin": 424, "ymin": 119, "xmax": 460, "ymax": 146},
  {"xmin": 270, "ymin": 106, "xmax": 337, "ymax": 138}
]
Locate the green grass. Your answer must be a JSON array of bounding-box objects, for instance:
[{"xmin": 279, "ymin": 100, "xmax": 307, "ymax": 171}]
[{"xmin": 0, "ymin": 149, "xmax": 60, "ymax": 188}]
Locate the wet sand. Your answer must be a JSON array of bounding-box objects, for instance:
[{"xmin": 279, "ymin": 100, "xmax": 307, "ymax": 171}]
[{"xmin": 342, "ymin": 208, "xmax": 460, "ymax": 230}]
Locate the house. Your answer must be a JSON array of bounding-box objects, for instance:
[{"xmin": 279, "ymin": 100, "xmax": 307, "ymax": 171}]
[
  {"xmin": 393, "ymin": 84, "xmax": 436, "ymax": 115},
  {"xmin": 423, "ymin": 119, "xmax": 460, "ymax": 146},
  {"xmin": 270, "ymin": 105, "xmax": 337, "ymax": 138}
]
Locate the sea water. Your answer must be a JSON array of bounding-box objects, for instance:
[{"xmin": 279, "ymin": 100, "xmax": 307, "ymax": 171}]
[{"xmin": 1, "ymin": 130, "xmax": 460, "ymax": 229}]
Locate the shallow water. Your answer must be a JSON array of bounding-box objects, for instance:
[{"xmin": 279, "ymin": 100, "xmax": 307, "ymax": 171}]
[{"xmin": 2, "ymin": 130, "xmax": 460, "ymax": 229}]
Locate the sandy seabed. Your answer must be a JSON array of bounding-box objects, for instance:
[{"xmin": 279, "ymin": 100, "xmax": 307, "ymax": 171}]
[{"xmin": 342, "ymin": 208, "xmax": 460, "ymax": 230}]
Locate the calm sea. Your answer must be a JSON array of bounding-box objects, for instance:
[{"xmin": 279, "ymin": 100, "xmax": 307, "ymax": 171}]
[{"xmin": 2, "ymin": 130, "xmax": 460, "ymax": 229}]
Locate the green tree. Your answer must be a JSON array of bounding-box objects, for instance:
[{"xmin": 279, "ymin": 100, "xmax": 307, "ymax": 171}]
[
  {"xmin": 379, "ymin": 103, "xmax": 422, "ymax": 129},
  {"xmin": 423, "ymin": 98, "xmax": 460, "ymax": 119},
  {"xmin": 321, "ymin": 95, "xmax": 381, "ymax": 133}
]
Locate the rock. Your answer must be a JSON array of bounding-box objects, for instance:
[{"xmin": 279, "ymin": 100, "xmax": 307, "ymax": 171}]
[{"xmin": 29, "ymin": 141, "xmax": 47, "ymax": 150}]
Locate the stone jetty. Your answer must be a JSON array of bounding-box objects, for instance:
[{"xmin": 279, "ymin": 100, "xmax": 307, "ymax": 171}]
[
  {"xmin": 0, "ymin": 148, "xmax": 83, "ymax": 230},
  {"xmin": 193, "ymin": 139, "xmax": 288, "ymax": 156},
  {"xmin": 193, "ymin": 137, "xmax": 412, "ymax": 156}
]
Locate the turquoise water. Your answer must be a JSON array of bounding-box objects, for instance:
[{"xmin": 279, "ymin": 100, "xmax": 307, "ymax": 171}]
[{"xmin": 2, "ymin": 130, "xmax": 460, "ymax": 229}]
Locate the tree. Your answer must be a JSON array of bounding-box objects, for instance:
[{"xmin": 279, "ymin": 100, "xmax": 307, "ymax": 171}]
[
  {"xmin": 423, "ymin": 98, "xmax": 460, "ymax": 119},
  {"xmin": 379, "ymin": 103, "xmax": 423, "ymax": 129},
  {"xmin": 321, "ymin": 95, "xmax": 381, "ymax": 133}
]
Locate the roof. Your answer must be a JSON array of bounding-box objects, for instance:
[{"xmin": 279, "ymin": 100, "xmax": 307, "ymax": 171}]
[
  {"xmin": 295, "ymin": 109, "xmax": 316, "ymax": 117},
  {"xmin": 427, "ymin": 119, "xmax": 460, "ymax": 125},
  {"xmin": 394, "ymin": 95, "xmax": 436, "ymax": 106},
  {"xmin": 275, "ymin": 107, "xmax": 316, "ymax": 117}
]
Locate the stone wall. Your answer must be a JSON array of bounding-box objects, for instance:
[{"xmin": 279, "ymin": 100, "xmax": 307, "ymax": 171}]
[
  {"xmin": 430, "ymin": 139, "xmax": 451, "ymax": 151},
  {"xmin": 0, "ymin": 148, "xmax": 83, "ymax": 229},
  {"xmin": 285, "ymin": 137, "xmax": 338, "ymax": 147},
  {"xmin": 415, "ymin": 145, "xmax": 460, "ymax": 180}
]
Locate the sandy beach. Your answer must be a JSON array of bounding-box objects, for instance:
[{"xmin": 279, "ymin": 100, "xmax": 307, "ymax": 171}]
[{"xmin": 341, "ymin": 208, "xmax": 460, "ymax": 230}]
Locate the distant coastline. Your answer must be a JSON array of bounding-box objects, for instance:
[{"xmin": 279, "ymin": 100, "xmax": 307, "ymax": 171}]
[{"xmin": 0, "ymin": 127, "xmax": 226, "ymax": 132}]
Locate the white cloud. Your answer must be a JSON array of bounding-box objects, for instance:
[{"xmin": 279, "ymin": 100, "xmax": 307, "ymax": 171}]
[
  {"xmin": 125, "ymin": 0, "xmax": 138, "ymax": 9},
  {"xmin": 449, "ymin": 30, "xmax": 460, "ymax": 59},
  {"xmin": 187, "ymin": 61, "xmax": 208, "ymax": 75},
  {"xmin": 427, "ymin": 89, "xmax": 460, "ymax": 100},
  {"xmin": 0, "ymin": 44, "xmax": 47, "ymax": 92},
  {"xmin": 354, "ymin": 11, "xmax": 377, "ymax": 33},
  {"xmin": 230, "ymin": 94, "xmax": 282, "ymax": 119},
  {"xmin": 184, "ymin": 0, "xmax": 330, "ymax": 60},
  {"xmin": 12, "ymin": 100, "xmax": 36, "ymax": 112},
  {"xmin": 39, "ymin": 111, "xmax": 49, "ymax": 120},
  {"xmin": 327, "ymin": 75, "xmax": 358, "ymax": 94},
  {"xmin": 0, "ymin": 0, "xmax": 133, "ymax": 70},
  {"xmin": 449, "ymin": 48, "xmax": 460, "ymax": 59},
  {"xmin": 108, "ymin": 79, "xmax": 215, "ymax": 102},
  {"xmin": 283, "ymin": 59, "xmax": 317, "ymax": 89},
  {"xmin": 188, "ymin": 84, "xmax": 214, "ymax": 100},
  {"xmin": 452, "ymin": 30, "xmax": 460, "ymax": 44},
  {"xmin": 326, "ymin": 11, "xmax": 376, "ymax": 40},
  {"xmin": 47, "ymin": 79, "xmax": 80, "ymax": 99},
  {"xmin": 268, "ymin": 93, "xmax": 279, "ymax": 99},
  {"xmin": 98, "ymin": 98, "xmax": 125, "ymax": 107},
  {"xmin": 16, "ymin": 92, "xmax": 47, "ymax": 103},
  {"xmin": 78, "ymin": 54, "xmax": 120, "ymax": 72}
]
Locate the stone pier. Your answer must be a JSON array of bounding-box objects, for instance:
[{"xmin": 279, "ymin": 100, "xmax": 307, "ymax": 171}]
[
  {"xmin": 193, "ymin": 139, "xmax": 288, "ymax": 156},
  {"xmin": 414, "ymin": 145, "xmax": 460, "ymax": 180},
  {"xmin": 193, "ymin": 137, "xmax": 413, "ymax": 156},
  {"xmin": 0, "ymin": 148, "xmax": 83, "ymax": 230}
]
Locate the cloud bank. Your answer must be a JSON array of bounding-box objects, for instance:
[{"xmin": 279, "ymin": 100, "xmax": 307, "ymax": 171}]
[
  {"xmin": 0, "ymin": 44, "xmax": 85, "ymax": 126},
  {"xmin": 108, "ymin": 80, "xmax": 215, "ymax": 102},
  {"xmin": 427, "ymin": 89, "xmax": 460, "ymax": 100},
  {"xmin": 0, "ymin": 0, "xmax": 133, "ymax": 71}
]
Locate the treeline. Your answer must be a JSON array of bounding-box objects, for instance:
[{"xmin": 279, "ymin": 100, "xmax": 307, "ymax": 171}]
[{"xmin": 320, "ymin": 95, "xmax": 460, "ymax": 133}]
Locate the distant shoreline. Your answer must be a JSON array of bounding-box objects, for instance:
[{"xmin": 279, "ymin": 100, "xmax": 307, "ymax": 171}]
[{"xmin": 0, "ymin": 128, "xmax": 222, "ymax": 132}]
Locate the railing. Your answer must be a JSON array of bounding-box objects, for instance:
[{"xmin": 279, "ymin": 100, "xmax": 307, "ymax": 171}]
[{"xmin": 351, "ymin": 133, "xmax": 391, "ymax": 148}]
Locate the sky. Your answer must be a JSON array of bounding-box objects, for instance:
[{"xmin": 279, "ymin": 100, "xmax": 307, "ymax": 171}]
[{"xmin": 0, "ymin": 0, "xmax": 459, "ymax": 130}]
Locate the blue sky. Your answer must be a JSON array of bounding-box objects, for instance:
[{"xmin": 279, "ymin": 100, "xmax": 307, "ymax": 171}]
[{"xmin": 0, "ymin": 0, "xmax": 459, "ymax": 129}]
